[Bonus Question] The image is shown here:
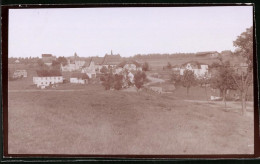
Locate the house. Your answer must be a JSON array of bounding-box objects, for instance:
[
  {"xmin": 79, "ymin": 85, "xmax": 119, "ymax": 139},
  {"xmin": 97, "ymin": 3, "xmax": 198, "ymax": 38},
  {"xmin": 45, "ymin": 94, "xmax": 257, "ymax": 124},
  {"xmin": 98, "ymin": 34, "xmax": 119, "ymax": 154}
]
[
  {"xmin": 81, "ymin": 58, "xmax": 99, "ymax": 78},
  {"xmin": 101, "ymin": 51, "xmax": 122, "ymax": 68},
  {"xmin": 42, "ymin": 54, "xmax": 56, "ymax": 66},
  {"xmin": 171, "ymin": 65, "xmax": 181, "ymax": 71},
  {"xmin": 33, "ymin": 76, "xmax": 63, "ymax": 88},
  {"xmin": 13, "ymin": 70, "xmax": 27, "ymax": 78},
  {"xmin": 114, "ymin": 67, "xmax": 123, "ymax": 74},
  {"xmin": 61, "ymin": 53, "xmax": 86, "ymax": 72},
  {"xmin": 117, "ymin": 60, "xmax": 142, "ymax": 72},
  {"xmin": 123, "ymin": 63, "xmax": 142, "ymax": 71},
  {"xmin": 179, "ymin": 61, "xmax": 209, "ymax": 78},
  {"xmin": 70, "ymin": 73, "xmax": 88, "ymax": 84}
]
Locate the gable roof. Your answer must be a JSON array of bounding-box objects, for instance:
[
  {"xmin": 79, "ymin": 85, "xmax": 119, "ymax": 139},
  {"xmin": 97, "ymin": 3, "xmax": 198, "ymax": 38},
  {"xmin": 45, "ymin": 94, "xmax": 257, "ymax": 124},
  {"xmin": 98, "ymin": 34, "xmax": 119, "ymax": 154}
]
[
  {"xmin": 71, "ymin": 72, "xmax": 89, "ymax": 79},
  {"xmin": 101, "ymin": 54, "xmax": 122, "ymax": 65},
  {"xmin": 42, "ymin": 54, "xmax": 53, "ymax": 57},
  {"xmin": 82, "ymin": 57, "xmax": 104, "ymax": 67}
]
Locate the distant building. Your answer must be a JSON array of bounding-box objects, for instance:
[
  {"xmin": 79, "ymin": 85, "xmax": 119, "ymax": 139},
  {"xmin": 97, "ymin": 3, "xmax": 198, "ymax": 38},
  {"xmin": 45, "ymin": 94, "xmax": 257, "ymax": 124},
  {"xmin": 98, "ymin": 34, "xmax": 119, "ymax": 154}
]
[
  {"xmin": 61, "ymin": 53, "xmax": 85, "ymax": 72},
  {"xmin": 81, "ymin": 58, "xmax": 99, "ymax": 78},
  {"xmin": 13, "ymin": 70, "xmax": 27, "ymax": 78},
  {"xmin": 14, "ymin": 59, "xmax": 20, "ymax": 64},
  {"xmin": 42, "ymin": 54, "xmax": 56, "ymax": 66},
  {"xmin": 171, "ymin": 65, "xmax": 181, "ymax": 71},
  {"xmin": 33, "ymin": 76, "xmax": 63, "ymax": 89},
  {"xmin": 70, "ymin": 73, "xmax": 88, "ymax": 84},
  {"xmin": 179, "ymin": 61, "xmax": 209, "ymax": 78},
  {"xmin": 101, "ymin": 51, "xmax": 122, "ymax": 68},
  {"xmin": 196, "ymin": 51, "xmax": 220, "ymax": 58},
  {"xmin": 123, "ymin": 63, "xmax": 142, "ymax": 71}
]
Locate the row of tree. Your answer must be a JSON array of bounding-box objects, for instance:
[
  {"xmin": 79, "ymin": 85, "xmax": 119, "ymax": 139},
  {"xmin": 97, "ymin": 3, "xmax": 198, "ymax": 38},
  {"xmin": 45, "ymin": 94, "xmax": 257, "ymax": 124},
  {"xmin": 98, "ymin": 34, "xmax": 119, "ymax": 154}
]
[{"xmin": 100, "ymin": 71, "xmax": 147, "ymax": 91}]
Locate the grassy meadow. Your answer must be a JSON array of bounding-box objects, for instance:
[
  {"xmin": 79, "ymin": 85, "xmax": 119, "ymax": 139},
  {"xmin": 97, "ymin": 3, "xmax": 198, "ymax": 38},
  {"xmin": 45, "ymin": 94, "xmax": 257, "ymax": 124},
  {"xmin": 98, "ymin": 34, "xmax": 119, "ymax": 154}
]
[{"xmin": 8, "ymin": 83, "xmax": 254, "ymax": 154}]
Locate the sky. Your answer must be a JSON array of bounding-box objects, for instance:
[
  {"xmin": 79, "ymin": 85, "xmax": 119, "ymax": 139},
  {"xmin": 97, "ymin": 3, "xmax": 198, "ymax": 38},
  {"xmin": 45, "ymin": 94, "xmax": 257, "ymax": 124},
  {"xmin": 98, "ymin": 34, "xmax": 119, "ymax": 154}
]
[{"xmin": 8, "ymin": 6, "xmax": 253, "ymax": 58}]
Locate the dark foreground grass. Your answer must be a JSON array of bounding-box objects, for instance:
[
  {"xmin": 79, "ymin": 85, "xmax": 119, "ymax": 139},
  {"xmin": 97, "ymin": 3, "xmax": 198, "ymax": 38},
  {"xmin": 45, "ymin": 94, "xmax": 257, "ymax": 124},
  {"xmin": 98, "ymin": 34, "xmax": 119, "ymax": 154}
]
[{"xmin": 8, "ymin": 84, "xmax": 253, "ymax": 155}]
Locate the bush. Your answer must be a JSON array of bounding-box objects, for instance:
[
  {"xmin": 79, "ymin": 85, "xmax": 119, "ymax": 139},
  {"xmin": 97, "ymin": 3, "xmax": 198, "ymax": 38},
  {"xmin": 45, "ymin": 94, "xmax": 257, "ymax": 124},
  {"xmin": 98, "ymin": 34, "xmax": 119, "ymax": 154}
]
[
  {"xmin": 114, "ymin": 74, "xmax": 124, "ymax": 90},
  {"xmin": 134, "ymin": 71, "xmax": 147, "ymax": 90},
  {"xmin": 101, "ymin": 73, "xmax": 114, "ymax": 90},
  {"xmin": 142, "ymin": 62, "xmax": 149, "ymax": 71}
]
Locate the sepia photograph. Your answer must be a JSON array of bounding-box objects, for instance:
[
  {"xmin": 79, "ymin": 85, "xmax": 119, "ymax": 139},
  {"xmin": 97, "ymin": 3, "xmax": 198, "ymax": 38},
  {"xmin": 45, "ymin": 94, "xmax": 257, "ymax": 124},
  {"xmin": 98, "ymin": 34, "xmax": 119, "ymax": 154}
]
[{"xmin": 5, "ymin": 5, "xmax": 255, "ymax": 156}]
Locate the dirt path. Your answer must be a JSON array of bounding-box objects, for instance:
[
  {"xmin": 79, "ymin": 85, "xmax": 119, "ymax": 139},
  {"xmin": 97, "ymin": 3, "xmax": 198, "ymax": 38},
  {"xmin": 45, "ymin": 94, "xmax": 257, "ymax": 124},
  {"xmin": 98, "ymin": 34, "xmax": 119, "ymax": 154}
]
[{"xmin": 145, "ymin": 76, "xmax": 165, "ymax": 86}]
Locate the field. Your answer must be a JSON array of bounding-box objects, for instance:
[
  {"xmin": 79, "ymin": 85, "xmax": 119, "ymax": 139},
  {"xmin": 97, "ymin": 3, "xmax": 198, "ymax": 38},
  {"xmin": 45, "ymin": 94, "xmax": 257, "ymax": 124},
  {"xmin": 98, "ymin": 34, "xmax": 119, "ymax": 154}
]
[{"xmin": 8, "ymin": 82, "xmax": 254, "ymax": 154}]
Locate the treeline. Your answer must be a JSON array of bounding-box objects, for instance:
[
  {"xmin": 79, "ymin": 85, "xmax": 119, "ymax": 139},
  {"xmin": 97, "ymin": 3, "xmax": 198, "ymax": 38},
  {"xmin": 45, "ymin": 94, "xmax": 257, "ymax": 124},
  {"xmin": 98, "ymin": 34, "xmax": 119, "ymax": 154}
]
[
  {"xmin": 133, "ymin": 53, "xmax": 196, "ymax": 59},
  {"xmin": 36, "ymin": 69, "xmax": 62, "ymax": 77},
  {"xmin": 9, "ymin": 57, "xmax": 40, "ymax": 64},
  {"xmin": 100, "ymin": 70, "xmax": 147, "ymax": 91}
]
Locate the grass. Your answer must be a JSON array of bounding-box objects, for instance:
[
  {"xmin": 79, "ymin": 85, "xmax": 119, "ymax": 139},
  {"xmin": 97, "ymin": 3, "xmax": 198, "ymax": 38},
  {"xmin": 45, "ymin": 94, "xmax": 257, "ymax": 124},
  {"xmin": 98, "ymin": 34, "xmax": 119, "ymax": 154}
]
[{"xmin": 8, "ymin": 84, "xmax": 254, "ymax": 155}]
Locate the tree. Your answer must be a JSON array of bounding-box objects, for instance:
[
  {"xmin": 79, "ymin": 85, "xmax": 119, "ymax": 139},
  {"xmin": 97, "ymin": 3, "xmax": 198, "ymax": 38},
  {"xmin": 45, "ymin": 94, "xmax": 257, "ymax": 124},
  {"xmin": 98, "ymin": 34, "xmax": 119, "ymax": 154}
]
[
  {"xmin": 197, "ymin": 72, "xmax": 211, "ymax": 101},
  {"xmin": 114, "ymin": 74, "xmax": 124, "ymax": 90},
  {"xmin": 37, "ymin": 59, "xmax": 44, "ymax": 67},
  {"xmin": 134, "ymin": 71, "xmax": 147, "ymax": 91},
  {"xmin": 166, "ymin": 62, "xmax": 172, "ymax": 69},
  {"xmin": 170, "ymin": 72, "xmax": 182, "ymax": 86},
  {"xmin": 142, "ymin": 62, "xmax": 149, "ymax": 71},
  {"xmin": 232, "ymin": 26, "xmax": 253, "ymax": 115},
  {"xmin": 100, "ymin": 73, "xmax": 114, "ymax": 90},
  {"xmin": 100, "ymin": 66, "xmax": 108, "ymax": 74},
  {"xmin": 57, "ymin": 56, "xmax": 68, "ymax": 66},
  {"xmin": 181, "ymin": 70, "xmax": 197, "ymax": 95},
  {"xmin": 210, "ymin": 62, "xmax": 237, "ymax": 109}
]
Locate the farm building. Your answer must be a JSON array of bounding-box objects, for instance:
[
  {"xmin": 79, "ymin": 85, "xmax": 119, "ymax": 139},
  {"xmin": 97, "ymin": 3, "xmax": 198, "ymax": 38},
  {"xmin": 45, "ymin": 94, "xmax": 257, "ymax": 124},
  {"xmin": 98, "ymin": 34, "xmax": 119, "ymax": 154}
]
[
  {"xmin": 70, "ymin": 73, "xmax": 89, "ymax": 84},
  {"xmin": 42, "ymin": 54, "xmax": 56, "ymax": 66},
  {"xmin": 179, "ymin": 61, "xmax": 209, "ymax": 78},
  {"xmin": 33, "ymin": 76, "xmax": 63, "ymax": 89},
  {"xmin": 13, "ymin": 70, "xmax": 27, "ymax": 78}
]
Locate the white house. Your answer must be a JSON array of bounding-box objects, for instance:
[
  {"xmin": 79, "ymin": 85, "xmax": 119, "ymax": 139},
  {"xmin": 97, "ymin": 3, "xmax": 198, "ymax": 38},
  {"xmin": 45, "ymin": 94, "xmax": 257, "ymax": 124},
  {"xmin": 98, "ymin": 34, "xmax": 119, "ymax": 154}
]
[
  {"xmin": 123, "ymin": 63, "xmax": 142, "ymax": 71},
  {"xmin": 127, "ymin": 72, "xmax": 134, "ymax": 83},
  {"xmin": 33, "ymin": 76, "xmax": 63, "ymax": 88},
  {"xmin": 179, "ymin": 62, "xmax": 209, "ymax": 78},
  {"xmin": 13, "ymin": 70, "xmax": 27, "ymax": 78},
  {"xmin": 70, "ymin": 73, "xmax": 88, "ymax": 84},
  {"xmin": 70, "ymin": 78, "xmax": 87, "ymax": 84},
  {"xmin": 81, "ymin": 60, "xmax": 97, "ymax": 78}
]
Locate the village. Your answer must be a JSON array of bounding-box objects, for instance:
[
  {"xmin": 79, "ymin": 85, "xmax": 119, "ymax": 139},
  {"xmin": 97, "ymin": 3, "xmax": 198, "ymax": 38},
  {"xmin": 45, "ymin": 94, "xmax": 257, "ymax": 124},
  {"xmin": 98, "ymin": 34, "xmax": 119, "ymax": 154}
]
[{"xmin": 9, "ymin": 50, "xmax": 252, "ymax": 102}]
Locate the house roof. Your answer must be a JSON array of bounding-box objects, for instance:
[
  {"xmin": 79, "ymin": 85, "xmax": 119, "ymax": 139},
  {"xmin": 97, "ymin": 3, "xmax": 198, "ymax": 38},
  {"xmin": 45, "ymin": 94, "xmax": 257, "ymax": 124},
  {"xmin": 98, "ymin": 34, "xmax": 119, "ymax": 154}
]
[
  {"xmin": 42, "ymin": 54, "xmax": 53, "ymax": 57},
  {"xmin": 101, "ymin": 54, "xmax": 122, "ymax": 65},
  {"xmin": 71, "ymin": 72, "xmax": 89, "ymax": 79},
  {"xmin": 82, "ymin": 57, "xmax": 104, "ymax": 67}
]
